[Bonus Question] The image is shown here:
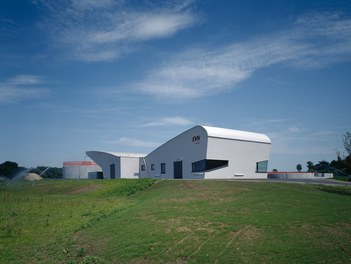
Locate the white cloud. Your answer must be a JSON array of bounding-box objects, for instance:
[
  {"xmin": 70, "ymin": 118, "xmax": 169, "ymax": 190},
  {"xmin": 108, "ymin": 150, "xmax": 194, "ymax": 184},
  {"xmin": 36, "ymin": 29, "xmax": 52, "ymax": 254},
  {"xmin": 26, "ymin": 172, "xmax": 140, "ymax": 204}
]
[
  {"xmin": 141, "ymin": 116, "xmax": 193, "ymax": 127},
  {"xmin": 71, "ymin": 0, "xmax": 115, "ymax": 11},
  {"xmin": 9, "ymin": 75, "xmax": 42, "ymax": 85},
  {"xmin": 133, "ymin": 13, "xmax": 195, "ymax": 39},
  {"xmin": 38, "ymin": 0, "xmax": 198, "ymax": 62},
  {"xmin": 0, "ymin": 75, "xmax": 49, "ymax": 104},
  {"xmin": 135, "ymin": 12, "xmax": 351, "ymax": 98},
  {"xmin": 104, "ymin": 137, "xmax": 160, "ymax": 148}
]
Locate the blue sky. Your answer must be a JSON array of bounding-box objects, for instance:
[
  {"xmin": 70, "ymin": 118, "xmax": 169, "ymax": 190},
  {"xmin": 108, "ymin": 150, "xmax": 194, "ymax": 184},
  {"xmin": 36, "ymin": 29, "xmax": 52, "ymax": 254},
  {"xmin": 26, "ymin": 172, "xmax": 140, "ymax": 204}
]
[{"xmin": 1, "ymin": 0, "xmax": 351, "ymax": 171}]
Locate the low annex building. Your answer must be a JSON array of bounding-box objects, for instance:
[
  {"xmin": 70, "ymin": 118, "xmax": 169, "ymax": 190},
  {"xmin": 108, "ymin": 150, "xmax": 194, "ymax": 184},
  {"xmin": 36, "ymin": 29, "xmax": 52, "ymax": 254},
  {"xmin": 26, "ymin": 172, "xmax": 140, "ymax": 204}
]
[
  {"xmin": 86, "ymin": 125, "xmax": 271, "ymax": 180},
  {"xmin": 63, "ymin": 161, "xmax": 102, "ymax": 179}
]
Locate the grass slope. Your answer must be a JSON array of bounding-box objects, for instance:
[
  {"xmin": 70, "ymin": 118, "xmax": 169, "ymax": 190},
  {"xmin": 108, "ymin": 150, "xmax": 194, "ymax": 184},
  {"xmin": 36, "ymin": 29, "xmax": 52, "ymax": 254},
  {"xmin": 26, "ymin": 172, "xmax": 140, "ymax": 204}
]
[
  {"xmin": 0, "ymin": 179, "xmax": 154, "ymax": 263},
  {"xmin": 1, "ymin": 179, "xmax": 351, "ymax": 263}
]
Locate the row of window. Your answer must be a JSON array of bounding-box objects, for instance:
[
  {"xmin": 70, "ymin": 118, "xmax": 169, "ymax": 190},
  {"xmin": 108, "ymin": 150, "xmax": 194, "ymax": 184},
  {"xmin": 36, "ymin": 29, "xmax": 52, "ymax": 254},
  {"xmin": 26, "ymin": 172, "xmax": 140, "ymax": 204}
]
[
  {"xmin": 141, "ymin": 163, "xmax": 166, "ymax": 174},
  {"xmin": 140, "ymin": 159, "xmax": 268, "ymax": 174},
  {"xmin": 192, "ymin": 159, "xmax": 229, "ymax": 172}
]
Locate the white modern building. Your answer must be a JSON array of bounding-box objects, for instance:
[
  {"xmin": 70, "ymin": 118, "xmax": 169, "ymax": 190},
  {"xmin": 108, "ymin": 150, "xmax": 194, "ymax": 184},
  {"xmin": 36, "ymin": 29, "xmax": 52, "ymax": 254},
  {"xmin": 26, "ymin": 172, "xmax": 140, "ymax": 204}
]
[
  {"xmin": 86, "ymin": 125, "xmax": 271, "ymax": 180},
  {"xmin": 85, "ymin": 152, "xmax": 146, "ymax": 179}
]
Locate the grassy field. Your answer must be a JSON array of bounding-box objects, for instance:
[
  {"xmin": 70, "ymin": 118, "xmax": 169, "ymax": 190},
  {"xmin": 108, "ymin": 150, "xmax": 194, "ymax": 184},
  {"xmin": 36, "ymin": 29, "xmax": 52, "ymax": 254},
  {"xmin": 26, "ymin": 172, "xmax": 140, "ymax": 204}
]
[{"xmin": 1, "ymin": 179, "xmax": 351, "ymax": 263}]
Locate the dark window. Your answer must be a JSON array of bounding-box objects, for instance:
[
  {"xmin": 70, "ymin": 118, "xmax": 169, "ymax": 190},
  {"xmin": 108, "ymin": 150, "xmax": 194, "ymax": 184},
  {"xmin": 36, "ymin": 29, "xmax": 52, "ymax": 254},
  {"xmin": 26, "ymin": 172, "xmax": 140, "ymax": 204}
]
[
  {"xmin": 256, "ymin": 160, "xmax": 268, "ymax": 173},
  {"xmin": 151, "ymin": 164, "xmax": 155, "ymax": 170},
  {"xmin": 141, "ymin": 165, "xmax": 145, "ymax": 171},
  {"xmin": 161, "ymin": 163, "xmax": 166, "ymax": 174},
  {"xmin": 110, "ymin": 164, "xmax": 115, "ymax": 179},
  {"xmin": 192, "ymin": 159, "xmax": 228, "ymax": 172}
]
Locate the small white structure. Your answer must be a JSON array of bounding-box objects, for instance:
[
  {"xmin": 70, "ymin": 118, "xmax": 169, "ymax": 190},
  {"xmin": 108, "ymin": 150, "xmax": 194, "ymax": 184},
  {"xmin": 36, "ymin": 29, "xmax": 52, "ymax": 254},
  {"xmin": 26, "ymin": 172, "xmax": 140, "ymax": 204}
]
[
  {"xmin": 268, "ymin": 172, "xmax": 333, "ymax": 179},
  {"xmin": 63, "ymin": 161, "xmax": 102, "ymax": 179},
  {"xmin": 86, "ymin": 125, "xmax": 271, "ymax": 180},
  {"xmin": 85, "ymin": 152, "xmax": 145, "ymax": 179}
]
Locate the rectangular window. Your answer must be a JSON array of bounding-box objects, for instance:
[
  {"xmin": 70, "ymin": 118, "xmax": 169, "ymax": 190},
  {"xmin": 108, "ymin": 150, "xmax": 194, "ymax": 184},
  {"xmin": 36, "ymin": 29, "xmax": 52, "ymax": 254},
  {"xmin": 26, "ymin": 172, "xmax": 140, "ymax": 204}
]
[
  {"xmin": 192, "ymin": 159, "xmax": 228, "ymax": 172},
  {"xmin": 141, "ymin": 165, "xmax": 145, "ymax": 171},
  {"xmin": 161, "ymin": 163, "xmax": 166, "ymax": 174},
  {"xmin": 256, "ymin": 160, "xmax": 268, "ymax": 173},
  {"xmin": 151, "ymin": 164, "xmax": 155, "ymax": 170}
]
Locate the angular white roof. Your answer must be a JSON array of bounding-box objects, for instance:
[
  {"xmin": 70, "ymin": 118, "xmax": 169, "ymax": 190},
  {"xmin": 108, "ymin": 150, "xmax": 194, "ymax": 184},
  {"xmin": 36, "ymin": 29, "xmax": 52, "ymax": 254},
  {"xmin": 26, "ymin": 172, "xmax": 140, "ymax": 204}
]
[{"xmin": 202, "ymin": 125, "xmax": 271, "ymax": 144}]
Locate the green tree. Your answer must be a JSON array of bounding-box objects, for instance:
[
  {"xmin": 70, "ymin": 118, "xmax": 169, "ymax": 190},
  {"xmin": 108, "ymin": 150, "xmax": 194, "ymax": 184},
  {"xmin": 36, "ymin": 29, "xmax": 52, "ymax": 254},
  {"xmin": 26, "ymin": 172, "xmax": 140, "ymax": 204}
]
[
  {"xmin": 296, "ymin": 164, "xmax": 302, "ymax": 172},
  {"xmin": 33, "ymin": 167, "xmax": 63, "ymax": 178},
  {"xmin": 343, "ymin": 132, "xmax": 351, "ymax": 156},
  {"xmin": 307, "ymin": 161, "xmax": 314, "ymax": 172},
  {"xmin": 0, "ymin": 161, "xmax": 19, "ymax": 178}
]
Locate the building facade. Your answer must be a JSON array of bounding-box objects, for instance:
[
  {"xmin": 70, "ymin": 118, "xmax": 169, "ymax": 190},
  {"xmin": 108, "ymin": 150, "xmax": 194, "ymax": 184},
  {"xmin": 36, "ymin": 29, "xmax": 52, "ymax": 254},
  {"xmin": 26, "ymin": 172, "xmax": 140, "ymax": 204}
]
[
  {"xmin": 62, "ymin": 161, "xmax": 102, "ymax": 179},
  {"xmin": 86, "ymin": 125, "xmax": 271, "ymax": 180}
]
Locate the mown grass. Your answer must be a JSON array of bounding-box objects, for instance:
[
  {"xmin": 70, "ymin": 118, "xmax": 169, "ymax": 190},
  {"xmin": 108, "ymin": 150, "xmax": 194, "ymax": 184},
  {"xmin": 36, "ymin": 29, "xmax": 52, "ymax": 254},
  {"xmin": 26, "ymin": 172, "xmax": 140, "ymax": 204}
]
[
  {"xmin": 1, "ymin": 179, "xmax": 351, "ymax": 263},
  {"xmin": 0, "ymin": 178, "xmax": 155, "ymax": 263}
]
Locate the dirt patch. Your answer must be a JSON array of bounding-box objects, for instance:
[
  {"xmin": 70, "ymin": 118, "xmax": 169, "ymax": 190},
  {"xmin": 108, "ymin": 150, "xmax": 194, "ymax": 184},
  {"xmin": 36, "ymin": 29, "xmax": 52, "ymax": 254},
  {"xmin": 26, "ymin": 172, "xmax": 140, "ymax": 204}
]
[
  {"xmin": 23, "ymin": 173, "xmax": 43, "ymax": 181},
  {"xmin": 240, "ymin": 225, "xmax": 261, "ymax": 241},
  {"xmin": 69, "ymin": 185, "xmax": 101, "ymax": 194},
  {"xmin": 176, "ymin": 226, "xmax": 192, "ymax": 233},
  {"xmin": 178, "ymin": 181, "xmax": 209, "ymax": 190}
]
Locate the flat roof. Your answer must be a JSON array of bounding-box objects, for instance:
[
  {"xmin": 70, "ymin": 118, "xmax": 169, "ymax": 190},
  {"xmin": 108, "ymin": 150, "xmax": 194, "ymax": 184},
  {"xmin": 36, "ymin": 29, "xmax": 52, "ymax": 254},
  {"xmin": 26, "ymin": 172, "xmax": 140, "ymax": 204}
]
[
  {"xmin": 63, "ymin": 161, "xmax": 98, "ymax": 166},
  {"xmin": 202, "ymin": 125, "xmax": 271, "ymax": 144},
  {"xmin": 86, "ymin": 151, "xmax": 146, "ymax": 158}
]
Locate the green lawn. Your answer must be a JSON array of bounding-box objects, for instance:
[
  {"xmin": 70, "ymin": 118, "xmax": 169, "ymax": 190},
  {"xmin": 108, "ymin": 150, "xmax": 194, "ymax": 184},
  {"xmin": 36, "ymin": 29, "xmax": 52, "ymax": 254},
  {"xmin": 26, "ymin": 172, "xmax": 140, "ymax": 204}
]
[{"xmin": 1, "ymin": 179, "xmax": 351, "ymax": 263}]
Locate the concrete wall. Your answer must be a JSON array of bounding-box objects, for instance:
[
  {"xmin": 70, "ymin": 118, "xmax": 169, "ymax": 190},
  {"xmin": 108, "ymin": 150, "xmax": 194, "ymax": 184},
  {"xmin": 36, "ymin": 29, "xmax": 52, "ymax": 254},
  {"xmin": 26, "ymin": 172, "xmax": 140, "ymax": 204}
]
[
  {"xmin": 120, "ymin": 157, "xmax": 140, "ymax": 179},
  {"xmin": 87, "ymin": 126, "xmax": 271, "ymax": 180},
  {"xmin": 205, "ymin": 137, "xmax": 271, "ymax": 179},
  {"xmin": 63, "ymin": 162, "xmax": 101, "ymax": 179},
  {"xmin": 86, "ymin": 151, "xmax": 141, "ymax": 179},
  {"xmin": 268, "ymin": 172, "xmax": 333, "ymax": 179},
  {"xmin": 140, "ymin": 126, "xmax": 208, "ymax": 179},
  {"xmin": 140, "ymin": 126, "xmax": 271, "ymax": 180},
  {"xmin": 85, "ymin": 152, "xmax": 120, "ymax": 179}
]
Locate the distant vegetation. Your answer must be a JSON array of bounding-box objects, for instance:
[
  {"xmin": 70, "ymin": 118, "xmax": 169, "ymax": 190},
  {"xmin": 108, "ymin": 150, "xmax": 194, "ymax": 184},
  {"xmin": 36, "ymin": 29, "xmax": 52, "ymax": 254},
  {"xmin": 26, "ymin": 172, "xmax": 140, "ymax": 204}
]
[
  {"xmin": 0, "ymin": 161, "xmax": 62, "ymax": 179},
  {"xmin": 304, "ymin": 132, "xmax": 351, "ymax": 177},
  {"xmin": 32, "ymin": 166, "xmax": 63, "ymax": 179}
]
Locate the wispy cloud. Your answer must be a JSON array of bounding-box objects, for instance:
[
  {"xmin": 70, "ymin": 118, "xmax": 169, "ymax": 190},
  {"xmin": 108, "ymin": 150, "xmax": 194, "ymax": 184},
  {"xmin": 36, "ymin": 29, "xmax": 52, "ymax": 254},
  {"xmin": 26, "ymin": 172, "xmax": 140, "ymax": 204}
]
[
  {"xmin": 37, "ymin": 0, "xmax": 198, "ymax": 62},
  {"xmin": 38, "ymin": 103, "xmax": 125, "ymax": 116},
  {"xmin": 141, "ymin": 116, "xmax": 193, "ymax": 127},
  {"xmin": 103, "ymin": 137, "xmax": 160, "ymax": 148},
  {"xmin": 135, "ymin": 12, "xmax": 351, "ymax": 98},
  {"xmin": 0, "ymin": 75, "xmax": 49, "ymax": 104},
  {"xmin": 9, "ymin": 75, "xmax": 42, "ymax": 85}
]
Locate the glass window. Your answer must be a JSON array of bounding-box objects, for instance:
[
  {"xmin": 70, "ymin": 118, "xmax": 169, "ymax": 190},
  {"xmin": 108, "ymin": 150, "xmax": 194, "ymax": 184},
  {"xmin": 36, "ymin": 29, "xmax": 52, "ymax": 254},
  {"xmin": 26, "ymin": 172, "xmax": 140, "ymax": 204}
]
[
  {"xmin": 192, "ymin": 160, "xmax": 206, "ymax": 172},
  {"xmin": 256, "ymin": 160, "xmax": 268, "ymax": 173},
  {"xmin": 141, "ymin": 165, "xmax": 145, "ymax": 171},
  {"xmin": 151, "ymin": 164, "xmax": 155, "ymax": 170},
  {"xmin": 192, "ymin": 159, "xmax": 228, "ymax": 172},
  {"xmin": 161, "ymin": 163, "xmax": 166, "ymax": 174}
]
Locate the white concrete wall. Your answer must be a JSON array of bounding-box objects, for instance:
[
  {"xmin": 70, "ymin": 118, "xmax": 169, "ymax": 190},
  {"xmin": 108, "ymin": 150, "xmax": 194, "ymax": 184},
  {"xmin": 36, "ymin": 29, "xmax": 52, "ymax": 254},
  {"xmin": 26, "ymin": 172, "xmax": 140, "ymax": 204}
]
[
  {"xmin": 140, "ymin": 126, "xmax": 271, "ymax": 179},
  {"xmin": 63, "ymin": 165, "xmax": 101, "ymax": 179},
  {"xmin": 268, "ymin": 172, "xmax": 333, "ymax": 179},
  {"xmin": 86, "ymin": 152, "xmax": 120, "ymax": 179},
  {"xmin": 87, "ymin": 126, "xmax": 271, "ymax": 180},
  {"xmin": 86, "ymin": 152, "xmax": 142, "ymax": 179},
  {"xmin": 120, "ymin": 157, "xmax": 140, "ymax": 179},
  {"xmin": 140, "ymin": 126, "xmax": 208, "ymax": 179},
  {"xmin": 205, "ymin": 137, "xmax": 271, "ymax": 179}
]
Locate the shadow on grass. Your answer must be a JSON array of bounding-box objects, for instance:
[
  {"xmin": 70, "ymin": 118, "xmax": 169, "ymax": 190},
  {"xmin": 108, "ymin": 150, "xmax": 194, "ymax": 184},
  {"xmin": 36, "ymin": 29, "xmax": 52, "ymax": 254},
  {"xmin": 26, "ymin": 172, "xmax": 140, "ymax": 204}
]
[{"xmin": 317, "ymin": 185, "xmax": 351, "ymax": 195}]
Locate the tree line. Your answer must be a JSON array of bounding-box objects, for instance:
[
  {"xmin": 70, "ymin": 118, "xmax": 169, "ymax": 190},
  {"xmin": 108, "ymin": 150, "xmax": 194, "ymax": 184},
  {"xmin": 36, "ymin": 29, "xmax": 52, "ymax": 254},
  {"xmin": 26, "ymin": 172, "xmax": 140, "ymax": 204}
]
[
  {"xmin": 0, "ymin": 161, "xmax": 62, "ymax": 179},
  {"xmin": 296, "ymin": 132, "xmax": 351, "ymax": 176}
]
